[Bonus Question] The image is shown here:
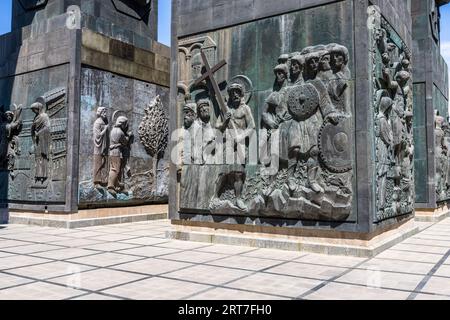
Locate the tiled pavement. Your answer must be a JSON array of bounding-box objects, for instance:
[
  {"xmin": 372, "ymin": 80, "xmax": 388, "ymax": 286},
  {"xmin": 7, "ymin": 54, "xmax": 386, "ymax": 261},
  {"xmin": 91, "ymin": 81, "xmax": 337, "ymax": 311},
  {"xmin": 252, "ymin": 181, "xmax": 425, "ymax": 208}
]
[{"xmin": 1, "ymin": 219, "xmax": 450, "ymax": 300}]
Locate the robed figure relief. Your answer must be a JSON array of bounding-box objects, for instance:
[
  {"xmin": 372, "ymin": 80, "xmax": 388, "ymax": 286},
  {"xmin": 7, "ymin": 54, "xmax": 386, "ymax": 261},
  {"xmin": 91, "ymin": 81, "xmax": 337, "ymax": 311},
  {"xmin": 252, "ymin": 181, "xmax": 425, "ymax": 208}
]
[
  {"xmin": 31, "ymin": 101, "xmax": 51, "ymax": 184},
  {"xmin": 107, "ymin": 116, "xmax": 134, "ymax": 197},
  {"xmin": 93, "ymin": 107, "xmax": 109, "ymax": 188}
]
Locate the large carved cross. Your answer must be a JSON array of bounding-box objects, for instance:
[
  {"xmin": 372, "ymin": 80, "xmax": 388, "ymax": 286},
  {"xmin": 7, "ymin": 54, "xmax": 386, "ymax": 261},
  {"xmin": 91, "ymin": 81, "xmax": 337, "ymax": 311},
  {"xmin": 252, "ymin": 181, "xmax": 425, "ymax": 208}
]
[{"xmin": 194, "ymin": 50, "xmax": 229, "ymax": 116}]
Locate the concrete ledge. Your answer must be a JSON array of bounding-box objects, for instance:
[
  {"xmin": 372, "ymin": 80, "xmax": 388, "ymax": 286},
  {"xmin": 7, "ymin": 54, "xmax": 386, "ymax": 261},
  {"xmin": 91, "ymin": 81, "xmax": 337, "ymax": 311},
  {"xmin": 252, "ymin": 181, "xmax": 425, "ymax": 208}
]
[
  {"xmin": 416, "ymin": 204, "xmax": 450, "ymax": 222},
  {"xmin": 7, "ymin": 204, "xmax": 168, "ymax": 229},
  {"xmin": 166, "ymin": 219, "xmax": 419, "ymax": 258}
]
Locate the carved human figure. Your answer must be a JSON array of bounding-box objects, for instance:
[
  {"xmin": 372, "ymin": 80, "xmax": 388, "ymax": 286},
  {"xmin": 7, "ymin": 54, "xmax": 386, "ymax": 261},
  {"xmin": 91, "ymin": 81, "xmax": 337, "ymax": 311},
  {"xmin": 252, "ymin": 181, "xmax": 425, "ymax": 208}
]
[
  {"xmin": 273, "ymin": 64, "xmax": 289, "ymax": 92},
  {"xmin": 435, "ymin": 114, "xmax": 448, "ymax": 198},
  {"xmin": 281, "ymin": 84, "xmax": 338, "ymax": 195},
  {"xmin": 5, "ymin": 108, "xmax": 23, "ymax": 175},
  {"xmin": 316, "ymin": 49, "xmax": 333, "ymax": 82},
  {"xmin": 289, "ymin": 55, "xmax": 305, "ymax": 86},
  {"xmin": 261, "ymin": 92, "xmax": 291, "ymax": 132},
  {"xmin": 304, "ymin": 51, "xmax": 320, "ymax": 81},
  {"xmin": 195, "ymin": 99, "xmax": 216, "ymax": 165},
  {"xmin": 327, "ymin": 44, "xmax": 350, "ymax": 113},
  {"xmin": 181, "ymin": 102, "xmax": 198, "ymax": 165},
  {"xmin": 93, "ymin": 107, "xmax": 109, "ymax": 188},
  {"xmin": 215, "ymin": 83, "xmax": 256, "ymax": 210},
  {"xmin": 376, "ymin": 96, "xmax": 394, "ymax": 210},
  {"xmin": 31, "ymin": 102, "xmax": 51, "ymax": 183},
  {"xmin": 107, "ymin": 116, "xmax": 134, "ymax": 196}
]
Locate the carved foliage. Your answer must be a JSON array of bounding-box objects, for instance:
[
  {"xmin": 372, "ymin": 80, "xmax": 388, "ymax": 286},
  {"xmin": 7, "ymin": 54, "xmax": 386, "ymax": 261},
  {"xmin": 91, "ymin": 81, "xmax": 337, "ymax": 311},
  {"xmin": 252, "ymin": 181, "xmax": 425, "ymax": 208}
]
[{"xmin": 138, "ymin": 95, "xmax": 169, "ymax": 159}]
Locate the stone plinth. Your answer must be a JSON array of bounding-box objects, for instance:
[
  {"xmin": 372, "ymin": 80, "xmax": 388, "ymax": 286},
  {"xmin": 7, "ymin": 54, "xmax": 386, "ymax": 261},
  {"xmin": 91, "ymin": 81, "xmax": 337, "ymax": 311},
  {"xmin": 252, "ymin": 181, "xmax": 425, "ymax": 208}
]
[
  {"xmin": 0, "ymin": 0, "xmax": 170, "ymax": 224},
  {"xmin": 169, "ymin": 0, "xmax": 417, "ymax": 256}
]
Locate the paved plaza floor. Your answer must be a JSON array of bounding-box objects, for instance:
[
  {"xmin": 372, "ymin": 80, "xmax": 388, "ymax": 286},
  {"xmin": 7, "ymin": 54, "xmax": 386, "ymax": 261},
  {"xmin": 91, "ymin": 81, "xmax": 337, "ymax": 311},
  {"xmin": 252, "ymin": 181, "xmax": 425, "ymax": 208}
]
[{"xmin": 0, "ymin": 218, "xmax": 450, "ymax": 300}]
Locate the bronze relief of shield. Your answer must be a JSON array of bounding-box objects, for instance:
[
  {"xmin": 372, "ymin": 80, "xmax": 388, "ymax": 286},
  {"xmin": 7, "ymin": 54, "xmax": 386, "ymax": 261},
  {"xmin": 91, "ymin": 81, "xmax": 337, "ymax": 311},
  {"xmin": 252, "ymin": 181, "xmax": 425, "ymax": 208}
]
[{"xmin": 318, "ymin": 116, "xmax": 353, "ymax": 173}]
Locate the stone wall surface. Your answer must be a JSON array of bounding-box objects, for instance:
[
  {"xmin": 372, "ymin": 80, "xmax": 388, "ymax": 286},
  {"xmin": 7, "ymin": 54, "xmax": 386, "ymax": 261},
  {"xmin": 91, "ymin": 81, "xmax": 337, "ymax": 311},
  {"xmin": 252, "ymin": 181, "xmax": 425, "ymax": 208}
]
[
  {"xmin": 78, "ymin": 67, "xmax": 169, "ymax": 208},
  {"xmin": 0, "ymin": 0, "xmax": 170, "ymax": 213},
  {"xmin": 170, "ymin": 0, "xmax": 415, "ymax": 234},
  {"xmin": 412, "ymin": 0, "xmax": 450, "ymax": 208}
]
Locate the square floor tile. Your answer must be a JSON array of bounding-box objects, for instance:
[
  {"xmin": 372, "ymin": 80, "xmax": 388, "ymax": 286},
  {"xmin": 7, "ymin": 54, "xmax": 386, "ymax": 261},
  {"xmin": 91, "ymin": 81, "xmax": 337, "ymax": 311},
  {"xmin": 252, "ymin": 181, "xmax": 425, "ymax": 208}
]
[
  {"xmin": 0, "ymin": 239, "xmax": 35, "ymax": 249},
  {"xmin": 71, "ymin": 293, "xmax": 121, "ymax": 300},
  {"xmin": 164, "ymin": 265, "xmax": 253, "ymax": 286},
  {"xmin": 102, "ymin": 277, "xmax": 211, "ymax": 300},
  {"xmin": 265, "ymin": 261, "xmax": 347, "ymax": 281},
  {"xmin": 2, "ymin": 244, "xmax": 64, "ymax": 255},
  {"xmin": 195, "ymin": 244, "xmax": 256, "ymax": 255},
  {"xmin": 117, "ymin": 246, "xmax": 181, "ymax": 258},
  {"xmin": 89, "ymin": 234, "xmax": 140, "ymax": 242},
  {"xmin": 390, "ymin": 243, "xmax": 450, "ymax": 255},
  {"xmin": 413, "ymin": 293, "xmax": 450, "ymax": 300},
  {"xmin": 304, "ymin": 282, "xmax": 410, "ymax": 300},
  {"xmin": 112, "ymin": 258, "xmax": 192, "ymax": 276},
  {"xmin": 421, "ymin": 276, "xmax": 450, "ymax": 296},
  {"xmin": 226, "ymin": 273, "xmax": 323, "ymax": 298},
  {"xmin": 8, "ymin": 261, "xmax": 95, "ymax": 280},
  {"xmin": 376, "ymin": 250, "xmax": 443, "ymax": 264},
  {"xmin": 121, "ymin": 237, "xmax": 169, "ymax": 246},
  {"xmin": 357, "ymin": 258, "xmax": 434, "ymax": 275},
  {"xmin": 159, "ymin": 251, "xmax": 228, "ymax": 264},
  {"xmin": 0, "ymin": 281, "xmax": 85, "ymax": 300},
  {"xmin": 241, "ymin": 248, "xmax": 307, "ymax": 261},
  {"xmin": 155, "ymin": 241, "xmax": 210, "ymax": 250},
  {"xmin": 336, "ymin": 269, "xmax": 424, "ymax": 291},
  {"xmin": 208, "ymin": 256, "xmax": 283, "ymax": 271},
  {"xmin": 188, "ymin": 288, "xmax": 284, "ymax": 300},
  {"xmin": 296, "ymin": 253, "xmax": 366, "ymax": 268},
  {"xmin": 67, "ymin": 252, "xmax": 142, "ymax": 267},
  {"xmin": 434, "ymin": 265, "xmax": 450, "ymax": 277},
  {"xmin": 0, "ymin": 273, "xmax": 33, "ymax": 289},
  {"xmin": 48, "ymin": 238, "xmax": 104, "ymax": 248},
  {"xmin": 82, "ymin": 242, "xmax": 139, "ymax": 252},
  {"xmin": 50, "ymin": 269, "xmax": 146, "ymax": 291},
  {"xmin": 0, "ymin": 255, "xmax": 52, "ymax": 271},
  {"xmin": 33, "ymin": 248, "xmax": 98, "ymax": 260}
]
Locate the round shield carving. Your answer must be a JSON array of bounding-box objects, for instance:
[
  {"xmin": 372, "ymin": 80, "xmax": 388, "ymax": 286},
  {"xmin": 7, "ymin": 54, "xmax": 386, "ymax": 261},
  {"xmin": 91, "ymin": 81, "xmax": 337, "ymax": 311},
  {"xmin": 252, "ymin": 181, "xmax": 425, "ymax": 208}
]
[
  {"xmin": 229, "ymin": 75, "xmax": 253, "ymax": 104},
  {"xmin": 318, "ymin": 116, "xmax": 353, "ymax": 173},
  {"xmin": 287, "ymin": 84, "xmax": 320, "ymax": 120}
]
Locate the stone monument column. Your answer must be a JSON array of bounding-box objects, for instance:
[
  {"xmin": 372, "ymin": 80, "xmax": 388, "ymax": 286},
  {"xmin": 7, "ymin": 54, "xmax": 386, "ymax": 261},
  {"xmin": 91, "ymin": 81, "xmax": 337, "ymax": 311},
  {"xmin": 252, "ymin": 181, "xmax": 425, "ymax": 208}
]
[
  {"xmin": 0, "ymin": 0, "xmax": 170, "ymax": 227},
  {"xmin": 168, "ymin": 0, "xmax": 418, "ymax": 257},
  {"xmin": 412, "ymin": 0, "xmax": 450, "ymax": 222}
]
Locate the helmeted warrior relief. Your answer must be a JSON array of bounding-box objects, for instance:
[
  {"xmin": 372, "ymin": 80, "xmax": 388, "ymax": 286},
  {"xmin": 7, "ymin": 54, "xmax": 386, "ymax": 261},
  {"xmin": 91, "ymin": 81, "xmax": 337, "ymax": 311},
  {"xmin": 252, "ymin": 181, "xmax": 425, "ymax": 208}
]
[
  {"xmin": 31, "ymin": 101, "xmax": 51, "ymax": 184},
  {"xmin": 370, "ymin": 6, "xmax": 415, "ymax": 221},
  {"xmin": 107, "ymin": 116, "xmax": 134, "ymax": 197},
  {"xmin": 93, "ymin": 107, "xmax": 109, "ymax": 188}
]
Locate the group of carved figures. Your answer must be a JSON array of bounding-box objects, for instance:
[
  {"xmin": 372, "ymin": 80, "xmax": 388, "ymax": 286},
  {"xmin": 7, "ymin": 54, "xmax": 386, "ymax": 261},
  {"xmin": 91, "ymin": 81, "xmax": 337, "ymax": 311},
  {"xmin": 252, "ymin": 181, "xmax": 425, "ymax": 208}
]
[
  {"xmin": 435, "ymin": 111, "xmax": 450, "ymax": 201},
  {"xmin": 0, "ymin": 100, "xmax": 54, "ymax": 183},
  {"xmin": 92, "ymin": 95, "xmax": 168, "ymax": 198},
  {"xmin": 373, "ymin": 16, "xmax": 414, "ymax": 220},
  {"xmin": 92, "ymin": 108, "xmax": 134, "ymax": 197},
  {"xmin": 181, "ymin": 42, "xmax": 354, "ymax": 217}
]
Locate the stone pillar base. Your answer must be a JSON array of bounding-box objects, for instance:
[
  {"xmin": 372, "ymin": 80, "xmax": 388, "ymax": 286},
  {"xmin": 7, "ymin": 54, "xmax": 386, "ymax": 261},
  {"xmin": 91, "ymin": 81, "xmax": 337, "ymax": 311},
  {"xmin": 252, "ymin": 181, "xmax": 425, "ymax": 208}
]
[
  {"xmin": 167, "ymin": 219, "xmax": 418, "ymax": 258},
  {"xmin": 415, "ymin": 203, "xmax": 450, "ymax": 222},
  {"xmin": 7, "ymin": 204, "xmax": 168, "ymax": 229}
]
